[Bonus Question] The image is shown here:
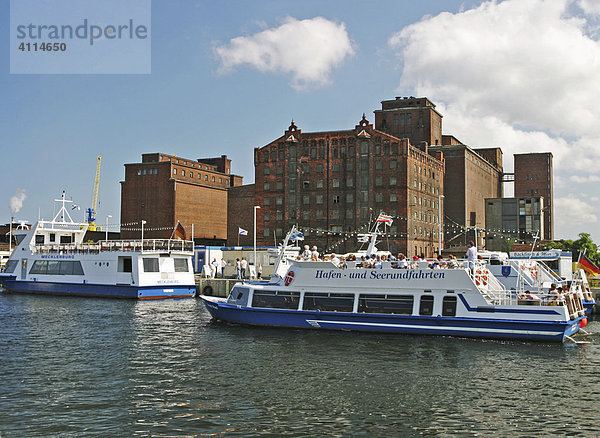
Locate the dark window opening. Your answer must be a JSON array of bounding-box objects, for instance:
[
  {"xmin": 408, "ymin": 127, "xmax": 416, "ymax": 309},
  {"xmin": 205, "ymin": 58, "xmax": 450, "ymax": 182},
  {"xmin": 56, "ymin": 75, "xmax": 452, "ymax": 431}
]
[
  {"xmin": 358, "ymin": 294, "xmax": 414, "ymax": 314},
  {"xmin": 302, "ymin": 293, "xmax": 354, "ymax": 312},
  {"xmin": 174, "ymin": 258, "xmax": 189, "ymax": 272},
  {"xmin": 419, "ymin": 295, "xmax": 434, "ymax": 316},
  {"xmin": 442, "ymin": 296, "xmax": 457, "ymax": 316},
  {"xmin": 143, "ymin": 258, "xmax": 159, "ymax": 272},
  {"xmin": 252, "ymin": 290, "xmax": 300, "ymax": 310}
]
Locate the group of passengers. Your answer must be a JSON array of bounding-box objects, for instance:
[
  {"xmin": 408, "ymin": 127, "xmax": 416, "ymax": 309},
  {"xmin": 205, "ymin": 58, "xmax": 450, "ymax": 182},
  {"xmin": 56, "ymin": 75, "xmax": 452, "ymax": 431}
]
[
  {"xmin": 296, "ymin": 244, "xmax": 464, "ymax": 270},
  {"xmin": 518, "ymin": 282, "xmax": 571, "ymax": 305}
]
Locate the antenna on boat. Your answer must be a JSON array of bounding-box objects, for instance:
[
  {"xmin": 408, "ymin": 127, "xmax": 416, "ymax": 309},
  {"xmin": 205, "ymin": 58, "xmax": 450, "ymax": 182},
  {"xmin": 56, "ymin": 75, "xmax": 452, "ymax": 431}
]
[
  {"xmin": 271, "ymin": 226, "xmax": 297, "ymax": 280},
  {"xmin": 52, "ymin": 191, "xmax": 76, "ymax": 224}
]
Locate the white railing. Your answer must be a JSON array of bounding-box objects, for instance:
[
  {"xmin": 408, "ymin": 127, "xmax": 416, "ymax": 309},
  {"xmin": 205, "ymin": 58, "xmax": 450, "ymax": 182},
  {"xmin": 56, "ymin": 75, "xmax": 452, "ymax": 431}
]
[{"xmin": 33, "ymin": 239, "xmax": 194, "ymax": 255}]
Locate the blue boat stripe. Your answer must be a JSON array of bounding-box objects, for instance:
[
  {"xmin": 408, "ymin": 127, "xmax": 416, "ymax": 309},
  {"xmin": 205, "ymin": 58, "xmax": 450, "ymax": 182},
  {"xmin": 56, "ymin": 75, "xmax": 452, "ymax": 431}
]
[
  {"xmin": 308, "ymin": 319, "xmax": 562, "ymax": 337},
  {"xmin": 457, "ymin": 294, "xmax": 560, "ymax": 315},
  {"xmin": 216, "ymin": 302, "xmax": 570, "ymax": 328}
]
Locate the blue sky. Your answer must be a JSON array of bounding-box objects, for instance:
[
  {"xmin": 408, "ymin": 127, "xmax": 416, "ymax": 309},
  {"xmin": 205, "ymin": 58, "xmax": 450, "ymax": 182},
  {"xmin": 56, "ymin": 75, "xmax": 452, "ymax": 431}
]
[{"xmin": 2, "ymin": 0, "xmax": 600, "ymax": 242}]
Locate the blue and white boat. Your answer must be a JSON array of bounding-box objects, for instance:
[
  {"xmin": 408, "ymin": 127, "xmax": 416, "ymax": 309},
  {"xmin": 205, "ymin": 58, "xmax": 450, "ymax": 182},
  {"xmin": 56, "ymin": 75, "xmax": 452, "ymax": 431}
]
[
  {"xmin": 0, "ymin": 193, "xmax": 196, "ymax": 299},
  {"xmin": 201, "ymin": 227, "xmax": 588, "ymax": 342}
]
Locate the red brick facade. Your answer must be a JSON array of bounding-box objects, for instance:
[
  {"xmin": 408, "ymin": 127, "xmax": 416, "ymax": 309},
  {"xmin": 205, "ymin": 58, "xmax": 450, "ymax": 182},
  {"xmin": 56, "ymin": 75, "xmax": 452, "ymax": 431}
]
[
  {"xmin": 120, "ymin": 153, "xmax": 242, "ymax": 243},
  {"xmin": 227, "ymin": 184, "xmax": 256, "ymax": 246},
  {"xmin": 513, "ymin": 152, "xmax": 553, "ymax": 240},
  {"xmin": 253, "ymin": 115, "xmax": 445, "ymax": 256},
  {"xmin": 374, "ymin": 97, "xmax": 443, "ymax": 147}
]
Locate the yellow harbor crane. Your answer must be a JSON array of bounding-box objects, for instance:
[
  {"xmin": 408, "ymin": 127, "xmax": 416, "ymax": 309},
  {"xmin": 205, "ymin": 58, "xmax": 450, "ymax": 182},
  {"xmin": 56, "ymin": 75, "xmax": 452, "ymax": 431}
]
[{"xmin": 86, "ymin": 155, "xmax": 102, "ymax": 231}]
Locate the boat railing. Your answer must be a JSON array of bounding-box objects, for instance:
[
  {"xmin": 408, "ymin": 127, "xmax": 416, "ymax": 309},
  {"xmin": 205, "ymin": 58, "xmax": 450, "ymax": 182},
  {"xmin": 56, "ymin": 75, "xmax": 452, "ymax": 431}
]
[{"xmin": 32, "ymin": 239, "xmax": 194, "ymax": 255}]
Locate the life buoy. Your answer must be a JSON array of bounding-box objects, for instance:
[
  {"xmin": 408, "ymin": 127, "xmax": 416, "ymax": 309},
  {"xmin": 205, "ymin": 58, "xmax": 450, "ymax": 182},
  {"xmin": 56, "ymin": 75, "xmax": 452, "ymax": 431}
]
[
  {"xmin": 284, "ymin": 270, "xmax": 295, "ymax": 286},
  {"xmin": 482, "ymin": 275, "xmax": 488, "ymax": 286},
  {"xmin": 531, "ymin": 265, "xmax": 538, "ymax": 280}
]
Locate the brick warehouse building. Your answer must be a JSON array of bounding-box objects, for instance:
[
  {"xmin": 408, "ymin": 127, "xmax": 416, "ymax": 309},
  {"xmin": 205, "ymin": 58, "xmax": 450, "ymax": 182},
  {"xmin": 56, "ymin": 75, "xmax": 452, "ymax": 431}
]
[
  {"xmin": 513, "ymin": 152, "xmax": 553, "ymax": 241},
  {"xmin": 252, "ymin": 115, "xmax": 445, "ymax": 256},
  {"xmin": 121, "ymin": 153, "xmax": 243, "ymax": 243},
  {"xmin": 374, "ymin": 97, "xmax": 503, "ymax": 250}
]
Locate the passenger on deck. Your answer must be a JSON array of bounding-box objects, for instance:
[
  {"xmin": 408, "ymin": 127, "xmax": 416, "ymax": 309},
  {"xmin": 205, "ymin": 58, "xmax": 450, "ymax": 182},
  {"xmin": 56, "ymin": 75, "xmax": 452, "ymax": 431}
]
[
  {"xmin": 466, "ymin": 241, "xmax": 477, "ymax": 272},
  {"xmin": 373, "ymin": 255, "xmax": 383, "ymax": 269},
  {"xmin": 330, "ymin": 253, "xmax": 340, "ymax": 267},
  {"xmin": 301, "ymin": 245, "xmax": 311, "ymax": 261},
  {"xmin": 448, "ymin": 255, "xmax": 459, "ymax": 269},
  {"xmin": 311, "ymin": 246, "xmax": 320, "ymax": 260},
  {"xmin": 397, "ymin": 254, "xmax": 408, "ymax": 268}
]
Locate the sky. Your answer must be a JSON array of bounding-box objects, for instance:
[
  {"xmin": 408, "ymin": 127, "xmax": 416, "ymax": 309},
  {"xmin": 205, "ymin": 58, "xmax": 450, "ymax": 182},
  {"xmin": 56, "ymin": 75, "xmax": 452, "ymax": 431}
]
[{"xmin": 2, "ymin": 0, "xmax": 600, "ymax": 242}]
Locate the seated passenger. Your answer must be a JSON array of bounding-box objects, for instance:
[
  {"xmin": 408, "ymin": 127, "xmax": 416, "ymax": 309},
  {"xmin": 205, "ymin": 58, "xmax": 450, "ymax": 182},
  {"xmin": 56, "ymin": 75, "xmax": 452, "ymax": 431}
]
[
  {"xmin": 397, "ymin": 254, "xmax": 408, "ymax": 269},
  {"xmin": 330, "ymin": 253, "xmax": 340, "ymax": 267},
  {"xmin": 301, "ymin": 245, "xmax": 311, "ymax": 261}
]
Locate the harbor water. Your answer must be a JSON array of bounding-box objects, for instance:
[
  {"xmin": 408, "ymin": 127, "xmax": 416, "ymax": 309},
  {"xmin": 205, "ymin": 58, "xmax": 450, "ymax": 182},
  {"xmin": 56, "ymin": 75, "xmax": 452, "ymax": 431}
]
[{"xmin": 1, "ymin": 292, "xmax": 600, "ymax": 436}]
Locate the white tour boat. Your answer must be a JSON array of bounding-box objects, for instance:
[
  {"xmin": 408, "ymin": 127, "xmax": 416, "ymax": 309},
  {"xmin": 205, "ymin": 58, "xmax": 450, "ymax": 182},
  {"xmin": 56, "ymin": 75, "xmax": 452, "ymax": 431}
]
[
  {"xmin": 0, "ymin": 192, "xmax": 196, "ymax": 299},
  {"xmin": 201, "ymin": 227, "xmax": 589, "ymax": 342}
]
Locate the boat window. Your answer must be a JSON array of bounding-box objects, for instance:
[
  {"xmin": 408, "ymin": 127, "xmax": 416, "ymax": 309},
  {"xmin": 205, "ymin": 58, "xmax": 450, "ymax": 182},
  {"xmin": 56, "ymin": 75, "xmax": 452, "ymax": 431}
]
[
  {"xmin": 442, "ymin": 296, "xmax": 457, "ymax": 316},
  {"xmin": 229, "ymin": 287, "xmax": 249, "ymax": 307},
  {"xmin": 46, "ymin": 261, "xmax": 61, "ymax": 275},
  {"xmin": 358, "ymin": 294, "xmax": 414, "ymax": 314},
  {"xmin": 419, "ymin": 295, "xmax": 434, "ymax": 316},
  {"xmin": 174, "ymin": 258, "xmax": 189, "ymax": 272},
  {"xmin": 4, "ymin": 260, "xmax": 18, "ymax": 273},
  {"xmin": 35, "ymin": 235, "xmax": 44, "ymax": 244},
  {"xmin": 251, "ymin": 290, "xmax": 300, "ymax": 310},
  {"xmin": 71, "ymin": 261, "xmax": 84, "ymax": 275},
  {"xmin": 29, "ymin": 260, "xmax": 84, "ymax": 275},
  {"xmin": 59, "ymin": 261, "xmax": 74, "ymax": 275},
  {"xmin": 118, "ymin": 256, "xmax": 132, "ymax": 273},
  {"xmin": 143, "ymin": 258, "xmax": 159, "ymax": 273},
  {"xmin": 302, "ymin": 293, "xmax": 354, "ymax": 312},
  {"xmin": 30, "ymin": 260, "xmax": 48, "ymax": 274},
  {"xmin": 60, "ymin": 235, "xmax": 72, "ymax": 244}
]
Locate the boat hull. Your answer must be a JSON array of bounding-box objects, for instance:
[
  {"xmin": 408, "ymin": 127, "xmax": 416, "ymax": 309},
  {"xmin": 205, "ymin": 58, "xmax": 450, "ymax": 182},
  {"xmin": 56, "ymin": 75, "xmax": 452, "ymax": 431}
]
[
  {"xmin": 583, "ymin": 300, "xmax": 596, "ymax": 315},
  {"xmin": 2, "ymin": 279, "xmax": 196, "ymax": 299},
  {"xmin": 201, "ymin": 297, "xmax": 584, "ymax": 342}
]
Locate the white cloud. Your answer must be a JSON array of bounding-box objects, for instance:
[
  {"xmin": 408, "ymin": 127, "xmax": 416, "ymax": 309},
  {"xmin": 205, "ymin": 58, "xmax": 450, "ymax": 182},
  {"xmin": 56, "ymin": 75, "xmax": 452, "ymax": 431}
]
[
  {"xmin": 555, "ymin": 196, "xmax": 598, "ymax": 226},
  {"xmin": 569, "ymin": 174, "xmax": 600, "ymax": 183},
  {"xmin": 388, "ymin": 0, "xmax": 600, "ymax": 240},
  {"xmin": 215, "ymin": 17, "xmax": 354, "ymax": 90},
  {"xmin": 580, "ymin": 0, "xmax": 600, "ymax": 15}
]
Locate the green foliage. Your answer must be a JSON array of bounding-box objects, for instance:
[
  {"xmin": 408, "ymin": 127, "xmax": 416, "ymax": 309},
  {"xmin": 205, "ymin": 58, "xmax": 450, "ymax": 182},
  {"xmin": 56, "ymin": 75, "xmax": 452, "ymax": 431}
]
[{"xmin": 544, "ymin": 233, "xmax": 600, "ymax": 265}]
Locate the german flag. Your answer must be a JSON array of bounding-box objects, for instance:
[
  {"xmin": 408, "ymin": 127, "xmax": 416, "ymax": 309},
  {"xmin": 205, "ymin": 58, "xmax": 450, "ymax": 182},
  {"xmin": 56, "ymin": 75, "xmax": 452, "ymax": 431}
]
[
  {"xmin": 578, "ymin": 253, "xmax": 600, "ymax": 276},
  {"xmin": 173, "ymin": 221, "xmax": 186, "ymax": 240}
]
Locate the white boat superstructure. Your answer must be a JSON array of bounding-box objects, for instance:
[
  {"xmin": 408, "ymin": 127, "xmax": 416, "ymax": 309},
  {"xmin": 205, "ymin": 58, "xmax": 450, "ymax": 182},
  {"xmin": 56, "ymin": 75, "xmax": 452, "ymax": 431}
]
[{"xmin": 0, "ymin": 192, "xmax": 196, "ymax": 299}]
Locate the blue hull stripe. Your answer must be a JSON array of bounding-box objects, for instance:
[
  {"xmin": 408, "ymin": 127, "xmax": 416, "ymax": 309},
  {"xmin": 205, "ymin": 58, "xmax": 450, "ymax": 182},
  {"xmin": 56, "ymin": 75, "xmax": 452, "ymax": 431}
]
[
  {"xmin": 2, "ymin": 280, "xmax": 196, "ymax": 299},
  {"xmin": 202, "ymin": 299, "xmax": 582, "ymax": 342}
]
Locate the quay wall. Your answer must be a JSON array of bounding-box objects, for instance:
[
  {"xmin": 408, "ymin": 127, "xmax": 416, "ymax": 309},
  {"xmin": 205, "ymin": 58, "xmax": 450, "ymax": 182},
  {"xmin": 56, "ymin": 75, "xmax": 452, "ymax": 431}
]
[{"xmin": 196, "ymin": 278, "xmax": 239, "ymax": 297}]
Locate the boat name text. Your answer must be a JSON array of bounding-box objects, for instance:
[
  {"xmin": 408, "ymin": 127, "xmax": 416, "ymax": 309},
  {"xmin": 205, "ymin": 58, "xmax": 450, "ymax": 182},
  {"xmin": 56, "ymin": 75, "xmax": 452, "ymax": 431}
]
[{"xmin": 314, "ymin": 269, "xmax": 445, "ymax": 280}]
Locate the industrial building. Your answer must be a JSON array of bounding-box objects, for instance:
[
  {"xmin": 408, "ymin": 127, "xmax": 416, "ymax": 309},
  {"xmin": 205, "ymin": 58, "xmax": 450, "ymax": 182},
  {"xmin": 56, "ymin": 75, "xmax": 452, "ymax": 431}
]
[
  {"xmin": 251, "ymin": 113, "xmax": 445, "ymax": 256},
  {"xmin": 120, "ymin": 153, "xmax": 243, "ymax": 244}
]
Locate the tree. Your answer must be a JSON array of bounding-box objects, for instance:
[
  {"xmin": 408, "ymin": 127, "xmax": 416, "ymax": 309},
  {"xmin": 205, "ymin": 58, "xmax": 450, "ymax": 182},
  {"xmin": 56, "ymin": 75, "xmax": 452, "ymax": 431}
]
[{"xmin": 544, "ymin": 233, "xmax": 600, "ymax": 265}]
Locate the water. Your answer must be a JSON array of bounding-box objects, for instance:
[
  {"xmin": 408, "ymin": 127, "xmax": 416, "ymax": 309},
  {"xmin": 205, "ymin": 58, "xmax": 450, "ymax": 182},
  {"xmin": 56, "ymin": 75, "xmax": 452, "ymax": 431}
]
[{"xmin": 1, "ymin": 292, "xmax": 600, "ymax": 437}]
